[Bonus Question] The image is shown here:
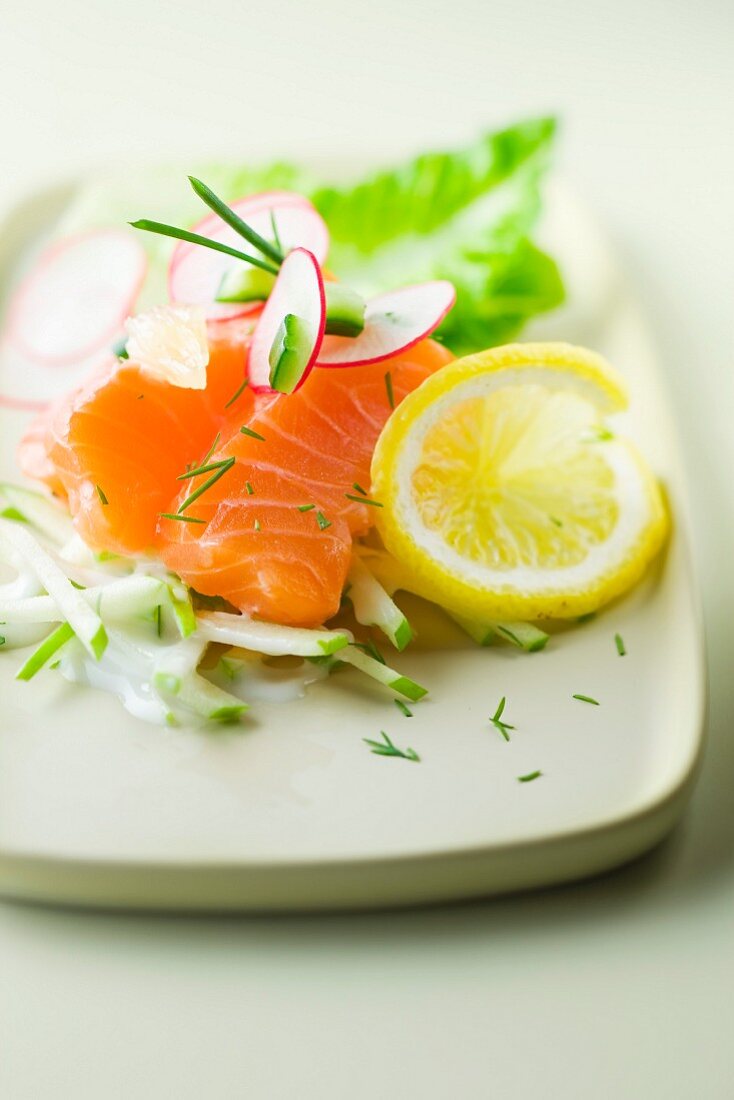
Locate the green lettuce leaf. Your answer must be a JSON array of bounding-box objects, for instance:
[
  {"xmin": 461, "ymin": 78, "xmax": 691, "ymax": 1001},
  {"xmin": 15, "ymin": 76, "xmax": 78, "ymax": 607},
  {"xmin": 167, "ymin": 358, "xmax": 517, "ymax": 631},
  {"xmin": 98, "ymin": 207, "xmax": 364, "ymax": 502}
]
[
  {"xmin": 438, "ymin": 238, "xmax": 565, "ymax": 355},
  {"xmin": 58, "ymin": 117, "xmax": 563, "ymax": 351},
  {"xmin": 312, "ymin": 117, "xmax": 555, "ymax": 250},
  {"xmin": 309, "ymin": 117, "xmax": 564, "ymax": 354}
]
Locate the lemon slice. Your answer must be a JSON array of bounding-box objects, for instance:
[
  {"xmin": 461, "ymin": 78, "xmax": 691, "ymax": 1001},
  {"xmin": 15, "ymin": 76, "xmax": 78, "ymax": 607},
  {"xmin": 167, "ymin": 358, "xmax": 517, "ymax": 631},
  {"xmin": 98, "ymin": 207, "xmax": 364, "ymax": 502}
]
[{"xmin": 370, "ymin": 342, "xmax": 668, "ymax": 621}]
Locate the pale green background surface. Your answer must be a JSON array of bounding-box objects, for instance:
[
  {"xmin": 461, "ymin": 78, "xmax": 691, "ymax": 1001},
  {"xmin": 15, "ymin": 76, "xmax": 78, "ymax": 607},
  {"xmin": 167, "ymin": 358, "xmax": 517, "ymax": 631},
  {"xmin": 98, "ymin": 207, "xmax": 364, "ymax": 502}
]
[{"xmin": 1, "ymin": 0, "xmax": 733, "ymax": 1096}]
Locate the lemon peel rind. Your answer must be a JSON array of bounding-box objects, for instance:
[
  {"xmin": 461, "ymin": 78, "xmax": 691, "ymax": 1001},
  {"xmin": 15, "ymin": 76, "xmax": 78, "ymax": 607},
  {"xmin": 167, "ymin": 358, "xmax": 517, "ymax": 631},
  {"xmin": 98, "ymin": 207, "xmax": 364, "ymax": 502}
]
[
  {"xmin": 377, "ymin": 439, "xmax": 668, "ymax": 620},
  {"xmin": 371, "ymin": 343, "xmax": 667, "ymax": 622},
  {"xmin": 373, "ymin": 344, "xmax": 628, "ymax": 454}
]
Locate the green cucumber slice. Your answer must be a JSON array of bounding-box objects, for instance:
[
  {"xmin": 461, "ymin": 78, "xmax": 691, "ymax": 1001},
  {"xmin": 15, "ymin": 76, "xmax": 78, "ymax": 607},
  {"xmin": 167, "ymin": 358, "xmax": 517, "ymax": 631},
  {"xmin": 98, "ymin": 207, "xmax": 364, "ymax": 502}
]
[
  {"xmin": 450, "ymin": 612, "xmax": 549, "ymax": 652},
  {"xmin": 492, "ymin": 622, "xmax": 549, "ymax": 652},
  {"xmin": 0, "ymin": 520, "xmax": 107, "ymax": 660},
  {"xmin": 268, "ymin": 313, "xmax": 316, "ymax": 394},
  {"xmin": 166, "ymin": 579, "xmax": 197, "ymax": 638},
  {"xmin": 196, "ymin": 610, "xmax": 351, "ymax": 657},
  {"xmin": 153, "ymin": 636, "xmax": 249, "ymax": 723},
  {"xmin": 215, "ymin": 265, "xmax": 275, "ymax": 303},
  {"xmin": 347, "ymin": 557, "xmax": 413, "ymax": 651},
  {"xmin": 153, "ymin": 669, "xmax": 248, "ymax": 723},
  {"xmin": 0, "ymin": 575, "xmax": 166, "ymax": 625},
  {"xmin": 16, "ymin": 622, "xmax": 74, "ymax": 681},
  {"xmin": 449, "ymin": 614, "xmax": 496, "ymax": 646},
  {"xmin": 0, "ymin": 483, "xmax": 74, "ymax": 545},
  {"xmin": 339, "ymin": 645, "xmax": 427, "ymax": 701},
  {"xmin": 111, "ymin": 334, "xmax": 129, "ymax": 359},
  {"xmin": 324, "ymin": 284, "xmax": 366, "ymax": 337},
  {"xmin": 356, "ymin": 551, "xmax": 549, "ymax": 654}
]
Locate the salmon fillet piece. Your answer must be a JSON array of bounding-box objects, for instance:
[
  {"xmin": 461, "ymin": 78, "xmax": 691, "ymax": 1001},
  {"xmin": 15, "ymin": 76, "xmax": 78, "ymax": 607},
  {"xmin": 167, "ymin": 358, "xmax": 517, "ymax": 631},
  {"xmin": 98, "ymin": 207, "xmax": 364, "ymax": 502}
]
[
  {"xmin": 26, "ymin": 327, "xmax": 252, "ymax": 555},
  {"xmin": 159, "ymin": 340, "xmax": 452, "ymax": 624}
]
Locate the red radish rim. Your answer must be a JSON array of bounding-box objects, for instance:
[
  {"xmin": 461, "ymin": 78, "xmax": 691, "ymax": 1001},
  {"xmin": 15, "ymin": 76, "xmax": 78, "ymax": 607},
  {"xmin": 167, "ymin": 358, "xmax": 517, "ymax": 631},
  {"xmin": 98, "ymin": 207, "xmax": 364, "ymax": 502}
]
[
  {"xmin": 316, "ymin": 280, "xmax": 456, "ymax": 368},
  {"xmin": 170, "ymin": 191, "xmax": 314, "ymax": 269},
  {"xmin": 210, "ymin": 307, "xmax": 263, "ymax": 327},
  {"xmin": 248, "ymin": 247, "xmax": 326, "ymax": 395},
  {"xmin": 166, "ymin": 197, "xmax": 301, "ymax": 323},
  {"xmin": 0, "ymin": 348, "xmax": 117, "ymax": 411},
  {"xmin": 183, "ymin": 302, "xmax": 261, "ymax": 324},
  {"xmin": 6, "ymin": 229, "xmax": 148, "ymax": 368},
  {"xmin": 168, "ymin": 231, "xmax": 263, "ymax": 323},
  {"xmin": 205, "ymin": 308, "xmax": 264, "ymax": 342},
  {"xmin": 168, "ymin": 194, "xmax": 328, "ymax": 323},
  {"xmin": 168, "ymin": 192, "xmax": 322, "ymax": 283},
  {"xmin": 0, "ymin": 391, "xmax": 50, "ymax": 412}
]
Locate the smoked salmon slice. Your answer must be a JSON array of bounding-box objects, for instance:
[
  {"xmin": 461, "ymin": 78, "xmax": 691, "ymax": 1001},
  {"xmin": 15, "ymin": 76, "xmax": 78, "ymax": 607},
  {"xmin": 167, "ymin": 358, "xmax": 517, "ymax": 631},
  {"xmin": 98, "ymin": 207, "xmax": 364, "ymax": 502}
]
[
  {"xmin": 19, "ymin": 329, "xmax": 451, "ymax": 625},
  {"xmin": 159, "ymin": 340, "xmax": 452, "ymax": 625},
  {"xmin": 21, "ymin": 326, "xmax": 253, "ymax": 555},
  {"xmin": 16, "ymin": 396, "xmax": 69, "ymax": 499}
]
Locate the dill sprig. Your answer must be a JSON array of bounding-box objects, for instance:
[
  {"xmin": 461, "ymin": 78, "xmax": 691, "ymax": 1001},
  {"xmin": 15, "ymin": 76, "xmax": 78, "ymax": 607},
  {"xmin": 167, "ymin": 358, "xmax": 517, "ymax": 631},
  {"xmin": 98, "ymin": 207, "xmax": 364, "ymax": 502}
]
[
  {"xmin": 178, "ymin": 457, "xmax": 235, "ymax": 513},
  {"xmin": 364, "ymin": 730, "xmax": 420, "ymax": 762},
  {"xmin": 245, "ymin": 481, "xmax": 255, "ymax": 495},
  {"xmin": 384, "ymin": 370, "xmax": 395, "ymax": 409},
  {"xmin": 96, "ymin": 485, "xmax": 109, "ymax": 506},
  {"xmin": 297, "ymin": 503, "xmax": 315, "ymax": 512},
  {"xmin": 188, "ymin": 176, "xmax": 284, "ymax": 266},
  {"xmin": 224, "ymin": 377, "xmax": 249, "ymax": 410},
  {"xmin": 518, "ymin": 770, "xmax": 542, "ymax": 783},
  {"xmin": 201, "ymin": 432, "xmax": 221, "ymax": 466},
  {"xmin": 240, "ymin": 425, "xmax": 266, "ymax": 442},
  {"xmin": 129, "ymin": 220, "xmax": 279, "ymax": 276},
  {"xmin": 394, "ymin": 699, "xmax": 413, "ymax": 718},
  {"xmin": 490, "ymin": 696, "xmax": 515, "ymax": 742},
  {"xmin": 160, "ymin": 513, "xmax": 206, "ymax": 525},
  {"xmin": 352, "ymin": 482, "xmax": 368, "ymax": 496},
  {"xmin": 351, "ymin": 639, "xmax": 386, "ymax": 665},
  {"xmin": 615, "ymin": 633, "xmax": 626, "ymax": 656},
  {"xmin": 269, "ymin": 210, "xmax": 283, "ymax": 253},
  {"xmin": 177, "ymin": 459, "xmax": 230, "ymax": 481},
  {"xmin": 316, "ymin": 510, "xmax": 331, "ymax": 530},
  {"xmin": 345, "ymin": 493, "xmax": 383, "ymax": 507},
  {"xmin": 573, "ymin": 693, "xmax": 600, "ymax": 705}
]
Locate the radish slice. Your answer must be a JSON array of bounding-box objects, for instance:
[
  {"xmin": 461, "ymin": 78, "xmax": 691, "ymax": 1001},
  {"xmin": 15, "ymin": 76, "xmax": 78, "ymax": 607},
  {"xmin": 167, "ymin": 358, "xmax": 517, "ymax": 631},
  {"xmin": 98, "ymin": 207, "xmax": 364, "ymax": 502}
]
[
  {"xmin": 171, "ymin": 191, "xmax": 313, "ymax": 265},
  {"xmin": 168, "ymin": 193, "xmax": 329, "ymax": 322},
  {"xmin": 316, "ymin": 281, "xmax": 456, "ymax": 367},
  {"xmin": 6, "ymin": 230, "xmax": 147, "ymax": 366},
  {"xmin": 0, "ymin": 341, "xmax": 115, "ymax": 412},
  {"xmin": 248, "ymin": 248, "xmax": 326, "ymax": 394}
]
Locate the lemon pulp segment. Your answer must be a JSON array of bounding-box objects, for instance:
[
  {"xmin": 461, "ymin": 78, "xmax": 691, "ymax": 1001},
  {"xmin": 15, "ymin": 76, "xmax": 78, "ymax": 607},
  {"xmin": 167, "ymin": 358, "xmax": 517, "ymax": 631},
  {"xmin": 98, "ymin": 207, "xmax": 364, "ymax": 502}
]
[{"xmin": 371, "ymin": 343, "xmax": 668, "ymax": 621}]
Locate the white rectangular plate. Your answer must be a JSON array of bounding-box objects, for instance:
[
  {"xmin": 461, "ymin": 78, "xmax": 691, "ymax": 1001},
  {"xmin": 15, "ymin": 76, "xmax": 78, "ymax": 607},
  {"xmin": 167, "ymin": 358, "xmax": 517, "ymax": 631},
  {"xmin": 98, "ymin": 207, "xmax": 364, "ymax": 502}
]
[{"xmin": 0, "ymin": 178, "xmax": 705, "ymax": 910}]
